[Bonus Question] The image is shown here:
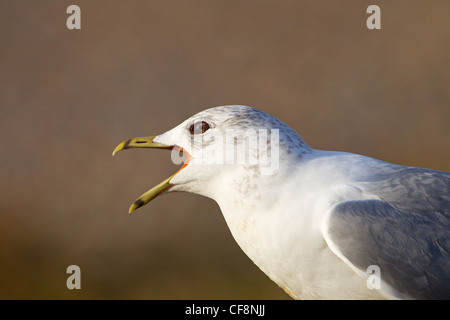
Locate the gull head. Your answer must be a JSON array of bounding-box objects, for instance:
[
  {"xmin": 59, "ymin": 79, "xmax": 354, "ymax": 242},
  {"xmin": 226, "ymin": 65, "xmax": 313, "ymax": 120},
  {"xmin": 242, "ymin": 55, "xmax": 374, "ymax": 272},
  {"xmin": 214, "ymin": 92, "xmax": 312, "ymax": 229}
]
[{"xmin": 113, "ymin": 105, "xmax": 311, "ymax": 213}]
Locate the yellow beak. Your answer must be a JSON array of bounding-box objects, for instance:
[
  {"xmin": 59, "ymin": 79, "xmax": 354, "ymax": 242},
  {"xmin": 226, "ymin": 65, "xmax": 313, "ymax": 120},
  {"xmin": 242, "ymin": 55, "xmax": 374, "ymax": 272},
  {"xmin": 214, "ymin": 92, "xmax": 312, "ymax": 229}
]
[
  {"xmin": 112, "ymin": 136, "xmax": 173, "ymax": 156},
  {"xmin": 112, "ymin": 136, "xmax": 177, "ymax": 213}
]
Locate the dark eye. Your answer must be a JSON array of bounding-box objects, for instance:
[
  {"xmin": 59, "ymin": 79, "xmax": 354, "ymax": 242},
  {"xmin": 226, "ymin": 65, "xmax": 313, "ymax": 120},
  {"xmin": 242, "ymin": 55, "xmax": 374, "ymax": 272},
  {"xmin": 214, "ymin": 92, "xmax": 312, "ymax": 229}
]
[{"xmin": 189, "ymin": 121, "xmax": 210, "ymax": 134}]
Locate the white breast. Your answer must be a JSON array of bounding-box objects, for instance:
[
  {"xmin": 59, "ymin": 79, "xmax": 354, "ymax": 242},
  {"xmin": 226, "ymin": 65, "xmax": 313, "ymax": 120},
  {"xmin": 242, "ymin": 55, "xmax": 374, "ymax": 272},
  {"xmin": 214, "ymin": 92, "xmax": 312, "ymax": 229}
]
[{"xmin": 214, "ymin": 152, "xmax": 387, "ymax": 299}]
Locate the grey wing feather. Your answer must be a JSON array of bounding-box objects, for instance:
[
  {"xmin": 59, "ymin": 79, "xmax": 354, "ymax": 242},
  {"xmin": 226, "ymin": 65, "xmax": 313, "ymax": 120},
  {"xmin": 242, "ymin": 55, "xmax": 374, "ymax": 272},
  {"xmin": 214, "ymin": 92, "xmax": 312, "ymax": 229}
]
[{"xmin": 327, "ymin": 167, "xmax": 450, "ymax": 299}]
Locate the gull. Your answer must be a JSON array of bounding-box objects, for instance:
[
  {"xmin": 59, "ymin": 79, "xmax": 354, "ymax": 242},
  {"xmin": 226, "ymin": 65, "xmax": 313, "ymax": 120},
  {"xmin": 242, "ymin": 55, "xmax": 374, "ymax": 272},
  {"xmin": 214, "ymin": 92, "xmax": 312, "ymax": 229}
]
[{"xmin": 113, "ymin": 105, "xmax": 450, "ymax": 299}]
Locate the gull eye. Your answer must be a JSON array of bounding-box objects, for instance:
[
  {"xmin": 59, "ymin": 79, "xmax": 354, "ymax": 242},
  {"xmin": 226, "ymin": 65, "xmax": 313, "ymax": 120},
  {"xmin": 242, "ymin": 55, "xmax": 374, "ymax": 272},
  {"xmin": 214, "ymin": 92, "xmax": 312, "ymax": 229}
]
[{"xmin": 189, "ymin": 121, "xmax": 210, "ymax": 135}]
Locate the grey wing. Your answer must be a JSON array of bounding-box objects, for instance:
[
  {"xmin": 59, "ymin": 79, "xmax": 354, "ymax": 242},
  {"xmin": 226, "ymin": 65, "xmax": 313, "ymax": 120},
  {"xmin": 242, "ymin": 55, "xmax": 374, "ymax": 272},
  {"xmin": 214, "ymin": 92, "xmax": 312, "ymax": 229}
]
[{"xmin": 325, "ymin": 168, "xmax": 450, "ymax": 299}]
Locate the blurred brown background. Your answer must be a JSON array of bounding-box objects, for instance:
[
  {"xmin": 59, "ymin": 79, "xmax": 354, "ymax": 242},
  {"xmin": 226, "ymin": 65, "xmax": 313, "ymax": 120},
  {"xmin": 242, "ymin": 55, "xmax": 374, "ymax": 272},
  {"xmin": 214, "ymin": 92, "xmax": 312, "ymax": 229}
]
[{"xmin": 0, "ymin": 0, "xmax": 449, "ymax": 299}]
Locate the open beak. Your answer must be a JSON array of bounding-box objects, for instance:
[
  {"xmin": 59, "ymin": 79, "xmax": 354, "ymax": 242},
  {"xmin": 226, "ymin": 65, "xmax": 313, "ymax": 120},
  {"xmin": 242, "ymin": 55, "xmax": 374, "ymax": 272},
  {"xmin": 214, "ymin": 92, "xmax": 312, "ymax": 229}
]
[{"xmin": 112, "ymin": 136, "xmax": 190, "ymax": 213}]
